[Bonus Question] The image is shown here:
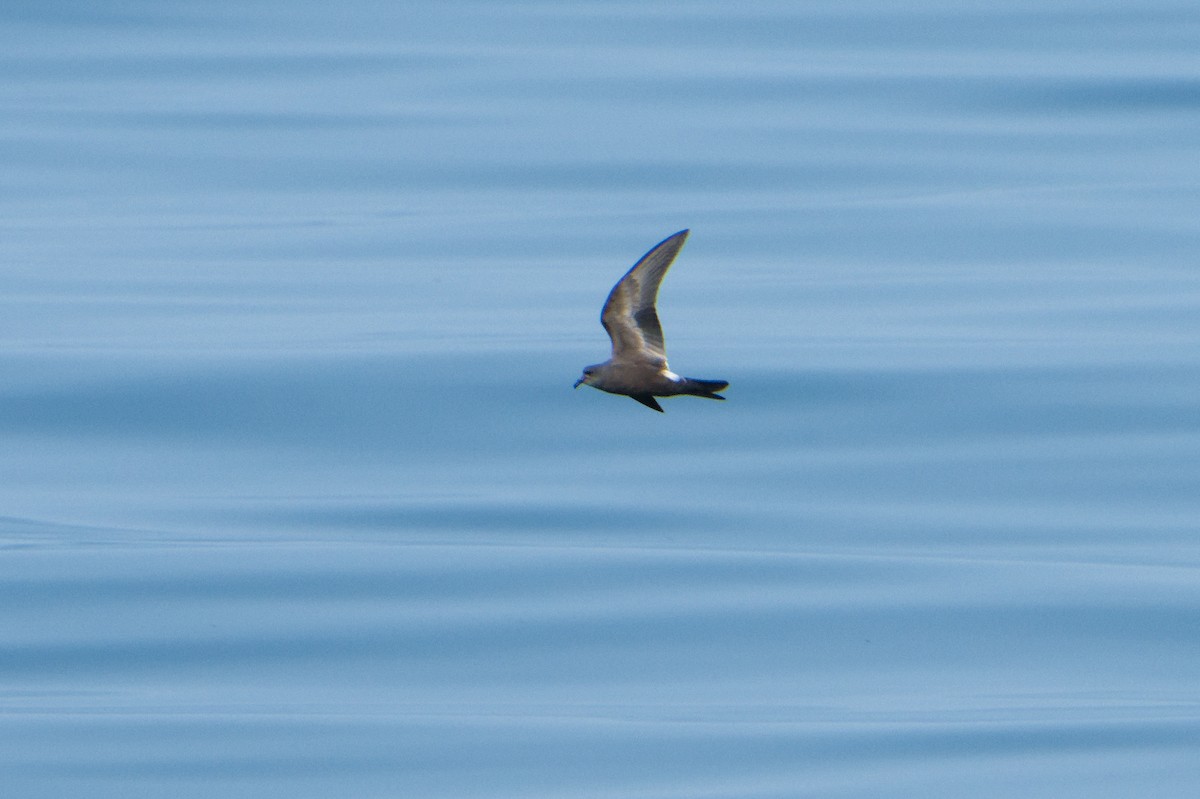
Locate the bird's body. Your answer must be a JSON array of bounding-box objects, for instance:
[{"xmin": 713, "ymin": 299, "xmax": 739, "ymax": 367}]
[{"xmin": 574, "ymin": 230, "xmax": 728, "ymax": 412}]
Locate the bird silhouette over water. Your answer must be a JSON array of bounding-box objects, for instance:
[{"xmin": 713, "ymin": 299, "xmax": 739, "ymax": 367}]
[{"xmin": 574, "ymin": 230, "xmax": 728, "ymax": 412}]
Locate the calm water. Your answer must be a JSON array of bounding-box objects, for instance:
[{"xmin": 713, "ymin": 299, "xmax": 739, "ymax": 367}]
[{"xmin": 3, "ymin": 2, "xmax": 1200, "ymax": 796}]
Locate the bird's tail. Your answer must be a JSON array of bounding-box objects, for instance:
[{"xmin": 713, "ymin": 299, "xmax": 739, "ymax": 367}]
[{"xmin": 682, "ymin": 378, "xmax": 729, "ymax": 400}]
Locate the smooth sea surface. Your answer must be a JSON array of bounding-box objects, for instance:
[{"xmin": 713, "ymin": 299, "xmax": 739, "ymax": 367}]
[{"xmin": 3, "ymin": 2, "xmax": 1200, "ymax": 796}]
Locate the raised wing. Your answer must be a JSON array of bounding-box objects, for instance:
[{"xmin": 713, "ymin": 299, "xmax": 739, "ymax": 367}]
[{"xmin": 600, "ymin": 229, "xmax": 689, "ymax": 365}]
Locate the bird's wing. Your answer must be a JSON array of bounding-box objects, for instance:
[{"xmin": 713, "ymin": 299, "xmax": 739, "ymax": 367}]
[{"xmin": 600, "ymin": 229, "xmax": 689, "ymax": 366}]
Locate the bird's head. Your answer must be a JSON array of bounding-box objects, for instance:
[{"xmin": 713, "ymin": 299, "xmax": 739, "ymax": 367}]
[{"xmin": 574, "ymin": 365, "xmax": 601, "ymax": 389}]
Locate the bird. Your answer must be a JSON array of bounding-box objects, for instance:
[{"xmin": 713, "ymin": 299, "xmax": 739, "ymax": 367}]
[{"xmin": 574, "ymin": 229, "xmax": 728, "ymax": 412}]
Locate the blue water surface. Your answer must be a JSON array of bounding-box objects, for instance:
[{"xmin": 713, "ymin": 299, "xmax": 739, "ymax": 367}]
[{"xmin": 2, "ymin": 2, "xmax": 1199, "ymax": 797}]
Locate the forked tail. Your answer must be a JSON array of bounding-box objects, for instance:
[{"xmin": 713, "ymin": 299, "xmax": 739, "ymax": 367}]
[{"xmin": 682, "ymin": 377, "xmax": 729, "ymax": 400}]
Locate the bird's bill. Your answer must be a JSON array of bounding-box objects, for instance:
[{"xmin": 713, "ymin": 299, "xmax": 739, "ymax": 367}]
[{"xmin": 573, "ymin": 378, "xmax": 584, "ymax": 389}]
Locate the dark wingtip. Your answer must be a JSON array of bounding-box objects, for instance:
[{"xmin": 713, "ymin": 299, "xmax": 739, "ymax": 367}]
[
  {"xmin": 631, "ymin": 394, "xmax": 665, "ymax": 412},
  {"xmin": 648, "ymin": 229, "xmax": 689, "ymax": 252}
]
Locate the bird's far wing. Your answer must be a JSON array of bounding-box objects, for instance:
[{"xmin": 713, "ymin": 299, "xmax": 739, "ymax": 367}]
[
  {"xmin": 630, "ymin": 394, "xmax": 665, "ymax": 412},
  {"xmin": 600, "ymin": 229, "xmax": 689, "ymax": 365}
]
